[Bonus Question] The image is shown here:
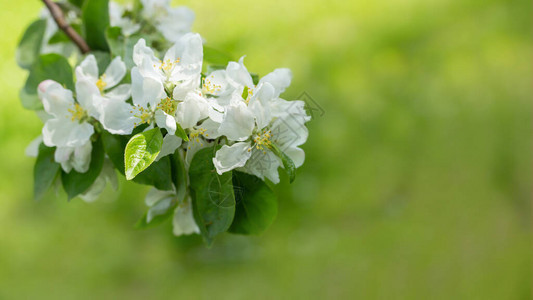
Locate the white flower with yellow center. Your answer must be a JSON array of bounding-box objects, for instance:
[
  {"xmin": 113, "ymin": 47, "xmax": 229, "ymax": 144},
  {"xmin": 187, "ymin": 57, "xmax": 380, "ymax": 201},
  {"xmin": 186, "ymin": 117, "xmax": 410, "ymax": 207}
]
[
  {"xmin": 130, "ymin": 34, "xmax": 204, "ymax": 135},
  {"xmin": 38, "ymin": 80, "xmax": 95, "ymax": 149},
  {"xmin": 109, "ymin": 1, "xmax": 140, "ymax": 36}
]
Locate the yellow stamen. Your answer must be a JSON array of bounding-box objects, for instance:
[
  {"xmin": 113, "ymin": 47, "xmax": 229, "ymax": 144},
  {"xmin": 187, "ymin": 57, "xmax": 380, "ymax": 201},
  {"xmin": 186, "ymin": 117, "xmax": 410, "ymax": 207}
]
[
  {"xmin": 67, "ymin": 103, "xmax": 87, "ymax": 122},
  {"xmin": 96, "ymin": 74, "xmax": 107, "ymax": 93}
]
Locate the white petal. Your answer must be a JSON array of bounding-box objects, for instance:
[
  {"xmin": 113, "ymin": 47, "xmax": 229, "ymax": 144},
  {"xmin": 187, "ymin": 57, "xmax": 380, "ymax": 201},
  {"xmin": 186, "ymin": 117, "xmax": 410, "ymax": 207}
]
[
  {"xmin": 71, "ymin": 141, "xmax": 93, "ymax": 173},
  {"xmin": 158, "ymin": 6, "xmax": 195, "ymax": 43},
  {"xmin": 226, "ymin": 56, "xmax": 253, "ymax": 88},
  {"xmin": 145, "ymin": 187, "xmax": 175, "ymax": 207},
  {"xmin": 77, "ymin": 54, "xmax": 98, "ymax": 80},
  {"xmin": 106, "ymin": 84, "xmax": 131, "ymax": 102},
  {"xmin": 103, "ymin": 56, "xmax": 126, "ymax": 89},
  {"xmin": 156, "ymin": 134, "xmax": 182, "ymax": 161},
  {"xmin": 133, "ymin": 38, "xmax": 159, "ymax": 68},
  {"xmin": 75, "ymin": 77, "xmax": 100, "ymax": 118},
  {"xmin": 204, "ymin": 70, "xmax": 230, "ymax": 97},
  {"xmin": 284, "ymin": 146, "xmax": 305, "ymax": 168},
  {"xmin": 54, "ymin": 146, "xmax": 74, "ymax": 165},
  {"xmin": 42, "ymin": 119, "xmax": 94, "ymax": 148},
  {"xmin": 259, "ymin": 68, "xmax": 292, "ymax": 97},
  {"xmin": 213, "ymin": 142, "xmax": 252, "ymax": 175},
  {"xmin": 131, "ymin": 67, "xmax": 165, "ymax": 108},
  {"xmin": 97, "ymin": 96, "xmax": 136, "ymax": 135},
  {"xmin": 39, "ymin": 81, "xmax": 75, "ymax": 118},
  {"xmin": 166, "ymin": 33, "xmax": 203, "ymax": 81},
  {"xmin": 185, "ymin": 138, "xmax": 212, "ymax": 167},
  {"xmin": 175, "ymin": 92, "xmax": 209, "ymax": 129},
  {"xmin": 197, "ymin": 118, "xmax": 221, "ymax": 139},
  {"xmin": 244, "ymin": 149, "xmax": 281, "ymax": 184},
  {"xmin": 147, "ymin": 197, "xmax": 174, "ymax": 223},
  {"xmin": 173, "ymin": 197, "xmax": 200, "ymax": 236},
  {"xmin": 218, "ymin": 101, "xmax": 255, "ymax": 141},
  {"xmin": 25, "ymin": 135, "xmax": 43, "ymax": 157},
  {"xmin": 248, "ymin": 82, "xmax": 275, "ymax": 129},
  {"xmin": 155, "ymin": 110, "xmax": 177, "ymax": 135}
]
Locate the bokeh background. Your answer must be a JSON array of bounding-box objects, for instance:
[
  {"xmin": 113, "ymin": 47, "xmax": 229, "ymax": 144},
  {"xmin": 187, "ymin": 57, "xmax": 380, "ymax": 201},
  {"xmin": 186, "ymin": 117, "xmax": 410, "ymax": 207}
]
[{"xmin": 0, "ymin": 0, "xmax": 530, "ymax": 298}]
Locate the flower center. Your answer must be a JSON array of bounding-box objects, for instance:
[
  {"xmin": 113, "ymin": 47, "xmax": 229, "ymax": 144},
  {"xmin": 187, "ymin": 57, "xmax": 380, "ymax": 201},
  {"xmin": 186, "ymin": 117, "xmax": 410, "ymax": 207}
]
[
  {"xmin": 157, "ymin": 58, "xmax": 180, "ymax": 75},
  {"xmin": 187, "ymin": 128, "xmax": 208, "ymax": 149},
  {"xmin": 252, "ymin": 129, "xmax": 272, "ymax": 153},
  {"xmin": 96, "ymin": 74, "xmax": 107, "ymax": 93},
  {"xmin": 157, "ymin": 97, "xmax": 177, "ymax": 115},
  {"xmin": 132, "ymin": 105, "xmax": 154, "ymax": 126},
  {"xmin": 202, "ymin": 77, "xmax": 222, "ymax": 95},
  {"xmin": 68, "ymin": 103, "xmax": 87, "ymax": 122}
]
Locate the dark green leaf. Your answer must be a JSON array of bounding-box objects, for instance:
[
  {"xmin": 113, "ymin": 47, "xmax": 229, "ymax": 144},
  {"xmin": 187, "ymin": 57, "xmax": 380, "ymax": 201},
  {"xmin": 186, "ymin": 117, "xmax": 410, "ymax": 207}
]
[
  {"xmin": 82, "ymin": 0, "xmax": 109, "ymax": 51},
  {"xmin": 189, "ymin": 146, "xmax": 235, "ymax": 246},
  {"xmin": 68, "ymin": 0, "xmax": 85, "ymax": 7},
  {"xmin": 203, "ymin": 46, "xmax": 233, "ymax": 65},
  {"xmin": 34, "ymin": 143, "xmax": 61, "ymax": 201},
  {"xmin": 124, "ymin": 127, "xmax": 163, "ymax": 180},
  {"xmin": 251, "ymin": 73, "xmax": 259, "ymax": 85},
  {"xmin": 229, "ymin": 172, "xmax": 277, "ymax": 234},
  {"xmin": 270, "ymin": 144, "xmax": 296, "ymax": 183},
  {"xmin": 21, "ymin": 54, "xmax": 74, "ymax": 110},
  {"xmin": 170, "ymin": 149, "xmax": 187, "ymax": 201},
  {"xmin": 61, "ymin": 136, "xmax": 105, "ymax": 200},
  {"xmin": 16, "ymin": 19, "xmax": 47, "ymax": 69}
]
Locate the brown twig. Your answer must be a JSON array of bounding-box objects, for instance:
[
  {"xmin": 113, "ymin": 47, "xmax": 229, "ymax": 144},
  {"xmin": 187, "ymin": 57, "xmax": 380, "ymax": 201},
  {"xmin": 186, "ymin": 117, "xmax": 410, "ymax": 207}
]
[{"xmin": 41, "ymin": 0, "xmax": 90, "ymax": 54}]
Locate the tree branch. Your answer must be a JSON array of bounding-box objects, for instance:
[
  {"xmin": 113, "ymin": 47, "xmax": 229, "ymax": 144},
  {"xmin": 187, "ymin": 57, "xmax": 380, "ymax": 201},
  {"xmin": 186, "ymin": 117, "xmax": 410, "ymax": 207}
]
[{"xmin": 41, "ymin": 0, "xmax": 90, "ymax": 54}]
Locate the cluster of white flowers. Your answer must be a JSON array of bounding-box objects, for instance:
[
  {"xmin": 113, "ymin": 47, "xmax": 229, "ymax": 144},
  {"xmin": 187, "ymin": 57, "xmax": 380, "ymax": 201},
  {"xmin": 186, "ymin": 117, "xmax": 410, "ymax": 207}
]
[{"xmin": 25, "ymin": 0, "xmax": 310, "ymax": 237}]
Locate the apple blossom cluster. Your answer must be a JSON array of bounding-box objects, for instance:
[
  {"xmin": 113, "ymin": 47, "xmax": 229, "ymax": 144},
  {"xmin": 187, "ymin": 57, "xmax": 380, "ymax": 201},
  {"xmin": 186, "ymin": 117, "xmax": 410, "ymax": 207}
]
[{"xmin": 18, "ymin": 0, "xmax": 310, "ymax": 244}]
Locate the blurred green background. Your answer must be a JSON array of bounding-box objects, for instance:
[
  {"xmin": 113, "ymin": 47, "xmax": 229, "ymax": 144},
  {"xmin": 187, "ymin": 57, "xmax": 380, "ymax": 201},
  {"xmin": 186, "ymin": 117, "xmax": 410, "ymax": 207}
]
[{"xmin": 0, "ymin": 0, "xmax": 530, "ymax": 298}]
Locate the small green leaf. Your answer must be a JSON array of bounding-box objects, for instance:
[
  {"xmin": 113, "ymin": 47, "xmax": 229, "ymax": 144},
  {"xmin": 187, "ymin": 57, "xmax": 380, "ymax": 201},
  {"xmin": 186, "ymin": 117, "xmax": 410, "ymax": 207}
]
[
  {"xmin": 34, "ymin": 143, "xmax": 60, "ymax": 201},
  {"xmin": 68, "ymin": 0, "xmax": 85, "ymax": 7},
  {"xmin": 229, "ymin": 172, "xmax": 278, "ymax": 235},
  {"xmin": 82, "ymin": 0, "xmax": 109, "ymax": 51},
  {"xmin": 175, "ymin": 122, "xmax": 189, "ymax": 142},
  {"xmin": 251, "ymin": 73, "xmax": 260, "ymax": 85},
  {"xmin": 136, "ymin": 197, "xmax": 177, "ymax": 229},
  {"xmin": 189, "ymin": 146, "xmax": 235, "ymax": 246},
  {"xmin": 102, "ymin": 131, "xmax": 173, "ymax": 190},
  {"xmin": 270, "ymin": 144, "xmax": 296, "ymax": 183},
  {"xmin": 21, "ymin": 54, "xmax": 74, "ymax": 110},
  {"xmin": 61, "ymin": 137, "xmax": 105, "ymax": 200},
  {"xmin": 16, "ymin": 19, "xmax": 47, "ymax": 69},
  {"xmin": 241, "ymin": 86, "xmax": 249, "ymax": 100},
  {"xmin": 203, "ymin": 46, "xmax": 233, "ymax": 65},
  {"xmin": 124, "ymin": 128, "xmax": 163, "ymax": 180}
]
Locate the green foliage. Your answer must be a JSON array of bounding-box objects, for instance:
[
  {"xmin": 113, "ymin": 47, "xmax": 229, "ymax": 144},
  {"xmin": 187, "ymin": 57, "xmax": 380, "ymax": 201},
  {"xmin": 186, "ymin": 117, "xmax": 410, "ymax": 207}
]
[
  {"xmin": 90, "ymin": 51, "xmax": 111, "ymax": 74},
  {"xmin": 203, "ymin": 46, "xmax": 233, "ymax": 65},
  {"xmin": 61, "ymin": 136, "xmax": 105, "ymax": 200},
  {"xmin": 170, "ymin": 149, "xmax": 187, "ymax": 201},
  {"xmin": 48, "ymin": 24, "xmax": 82, "ymax": 44},
  {"xmin": 229, "ymin": 171, "xmax": 277, "ymax": 234},
  {"xmin": 124, "ymin": 127, "xmax": 163, "ymax": 180},
  {"xmin": 21, "ymin": 54, "xmax": 74, "ymax": 110},
  {"xmin": 102, "ymin": 131, "xmax": 173, "ymax": 190},
  {"xmin": 270, "ymin": 144, "xmax": 296, "ymax": 183},
  {"xmin": 106, "ymin": 26, "xmax": 138, "ymax": 69},
  {"xmin": 189, "ymin": 146, "xmax": 235, "ymax": 246},
  {"xmin": 174, "ymin": 122, "xmax": 189, "ymax": 142},
  {"xmin": 82, "ymin": 0, "xmax": 109, "ymax": 51},
  {"xmin": 16, "ymin": 19, "xmax": 46, "ymax": 70},
  {"xmin": 33, "ymin": 143, "xmax": 60, "ymax": 201}
]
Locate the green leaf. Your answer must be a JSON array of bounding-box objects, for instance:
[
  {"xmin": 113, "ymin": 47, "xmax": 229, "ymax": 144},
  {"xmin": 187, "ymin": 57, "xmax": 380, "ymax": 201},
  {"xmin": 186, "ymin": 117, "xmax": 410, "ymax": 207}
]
[
  {"xmin": 61, "ymin": 136, "xmax": 105, "ymax": 200},
  {"xmin": 203, "ymin": 46, "xmax": 233, "ymax": 65},
  {"xmin": 229, "ymin": 172, "xmax": 278, "ymax": 235},
  {"xmin": 170, "ymin": 149, "xmax": 187, "ymax": 201},
  {"xmin": 34, "ymin": 143, "xmax": 61, "ymax": 201},
  {"xmin": 136, "ymin": 197, "xmax": 177, "ymax": 229},
  {"xmin": 124, "ymin": 127, "xmax": 163, "ymax": 180},
  {"xmin": 21, "ymin": 54, "xmax": 74, "ymax": 110},
  {"xmin": 270, "ymin": 144, "xmax": 296, "ymax": 183},
  {"xmin": 189, "ymin": 146, "xmax": 235, "ymax": 246},
  {"xmin": 175, "ymin": 122, "xmax": 189, "ymax": 142},
  {"xmin": 106, "ymin": 27, "xmax": 138, "ymax": 69},
  {"xmin": 16, "ymin": 19, "xmax": 47, "ymax": 70},
  {"xmin": 102, "ymin": 131, "xmax": 173, "ymax": 190},
  {"xmin": 68, "ymin": 0, "xmax": 85, "ymax": 7},
  {"xmin": 82, "ymin": 0, "xmax": 109, "ymax": 51},
  {"xmin": 48, "ymin": 24, "xmax": 82, "ymax": 44},
  {"xmin": 251, "ymin": 73, "xmax": 260, "ymax": 85}
]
